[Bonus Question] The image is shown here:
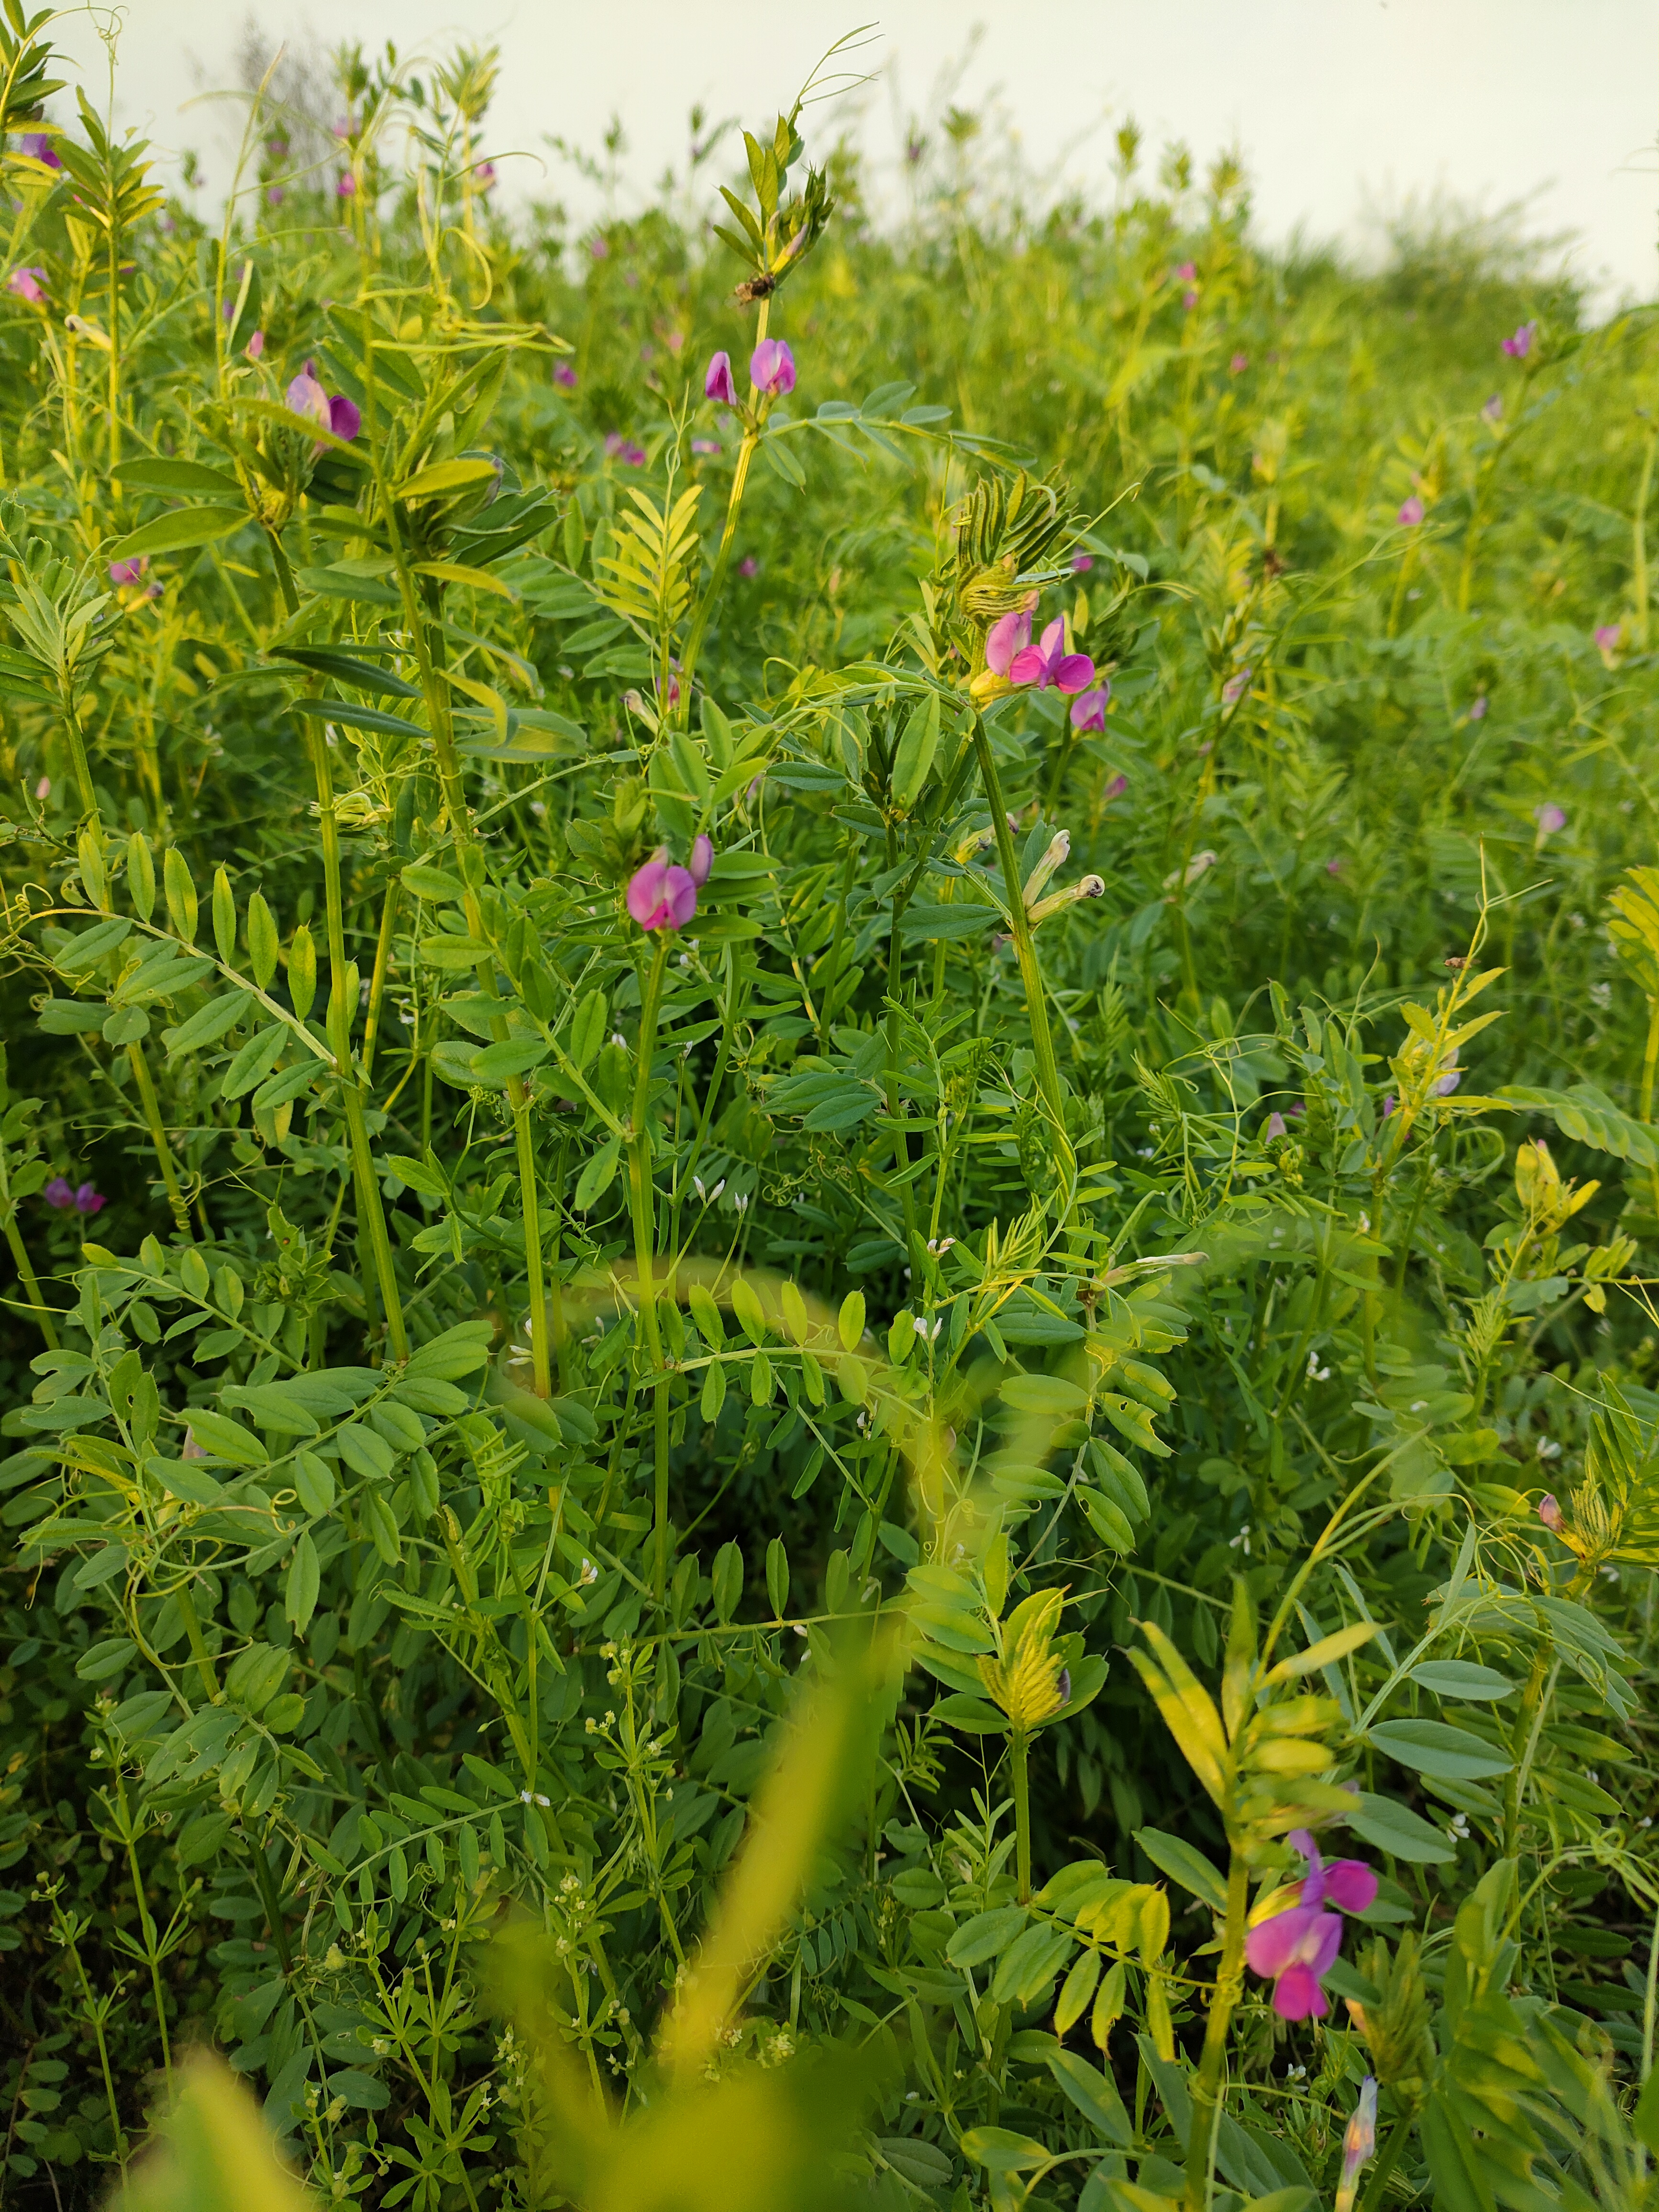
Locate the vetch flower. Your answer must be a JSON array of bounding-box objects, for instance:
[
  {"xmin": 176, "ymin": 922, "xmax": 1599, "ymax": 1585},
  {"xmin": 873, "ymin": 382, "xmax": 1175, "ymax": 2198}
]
[
  {"xmin": 985, "ymin": 608, "xmax": 1031, "ymax": 676},
  {"xmin": 1334, "ymin": 2078, "xmax": 1378, "ymax": 2212},
  {"xmin": 1222, "ymin": 665, "xmax": 1253, "ymax": 705},
  {"xmin": 109, "ymin": 555, "xmax": 149, "ymax": 587},
  {"xmin": 1482, "ymin": 394, "xmax": 1503, "ymax": 421},
  {"xmin": 43, "ymin": 1176, "xmax": 74, "ymax": 1210},
  {"xmin": 1381, "ymin": 1093, "xmax": 1397, "ymax": 1118},
  {"xmin": 7, "ymin": 265, "xmax": 45, "ymax": 303},
  {"xmin": 1538, "ymin": 1493, "xmax": 1563, "ymax": 1531},
  {"xmin": 553, "ymin": 362, "xmax": 577, "ymax": 388},
  {"xmin": 737, "ymin": 554, "xmax": 758, "ymax": 576},
  {"xmin": 1593, "ymin": 622, "xmax": 1622, "ymax": 653},
  {"xmin": 266, "ymin": 185, "xmax": 285, "ymax": 208},
  {"xmin": 1502, "ymin": 319, "xmax": 1536, "ymax": 359},
  {"xmin": 1469, "ymin": 693, "xmax": 1488, "ymax": 719},
  {"xmin": 337, "ymin": 172, "xmax": 356, "ymax": 199},
  {"xmin": 246, "ymin": 329, "xmax": 265, "ymax": 359},
  {"xmin": 1325, "ymin": 856, "xmax": 1343, "ymax": 876},
  {"xmin": 1534, "ymin": 801, "xmax": 1566, "ymax": 838},
  {"xmin": 704, "ymin": 350, "xmax": 736, "ymax": 405},
  {"xmin": 1069, "ymin": 686, "xmax": 1109, "ymax": 730},
  {"xmin": 628, "ymin": 840, "xmax": 712, "ymax": 933},
  {"xmin": 475, "ymin": 162, "xmax": 496, "ymax": 189},
  {"xmin": 1265, "ymin": 1112, "xmax": 1287, "ymax": 1139},
  {"xmin": 1070, "ymin": 552, "xmax": 1094, "ymax": 571},
  {"xmin": 1245, "ymin": 1830, "xmax": 1376, "ymax": 2020},
  {"xmin": 691, "ymin": 437, "xmax": 721, "ymax": 455},
  {"xmin": 1009, "ymin": 617, "xmax": 1094, "ymax": 693},
  {"xmin": 749, "ymin": 337, "xmax": 796, "ymax": 396},
  {"xmin": 1230, "ymin": 351, "xmax": 1249, "ymax": 373},
  {"xmin": 1174, "ymin": 261, "xmax": 1196, "ymax": 282},
  {"xmin": 1104, "ymin": 773, "xmax": 1128, "ymax": 800},
  {"xmin": 1397, "ymin": 495, "xmax": 1425, "ymax": 526},
  {"xmin": 18, "ymin": 132, "xmax": 59, "ymax": 169}
]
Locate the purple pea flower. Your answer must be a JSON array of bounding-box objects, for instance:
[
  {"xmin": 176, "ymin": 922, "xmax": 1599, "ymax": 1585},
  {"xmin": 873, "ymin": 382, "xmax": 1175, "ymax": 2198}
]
[
  {"xmin": 1230, "ymin": 352, "xmax": 1249, "ymax": 374},
  {"xmin": 1469, "ymin": 694, "xmax": 1488, "ymax": 719},
  {"xmin": 1070, "ymin": 553, "xmax": 1094, "ymax": 572},
  {"xmin": 737, "ymin": 555, "xmax": 758, "ymax": 577},
  {"xmin": 43, "ymin": 1176, "xmax": 74, "ymax": 1209},
  {"xmin": 692, "ymin": 438, "xmax": 722, "ymax": 456},
  {"xmin": 553, "ymin": 362, "xmax": 577, "ymax": 388},
  {"xmin": 750, "ymin": 337, "xmax": 796, "ymax": 396},
  {"xmin": 627, "ymin": 838, "xmax": 714, "ymax": 933},
  {"xmin": 286, "ymin": 362, "xmax": 331, "ymax": 429},
  {"xmin": 1222, "ymin": 666, "xmax": 1252, "ymax": 706},
  {"xmin": 266, "ymin": 185, "xmax": 285, "ymax": 208},
  {"xmin": 1244, "ymin": 1830, "xmax": 1376, "ymax": 2021},
  {"xmin": 109, "ymin": 555, "xmax": 149, "ymax": 587},
  {"xmin": 1397, "ymin": 495, "xmax": 1425, "ymax": 527},
  {"xmin": 75, "ymin": 1182, "xmax": 105, "ymax": 1215},
  {"xmin": 1069, "ymin": 686, "xmax": 1109, "ymax": 731},
  {"xmin": 1010, "ymin": 618, "xmax": 1095, "ymax": 694},
  {"xmin": 329, "ymin": 392, "xmax": 360, "ymax": 441},
  {"xmin": 603, "ymin": 433, "xmax": 646, "ymax": 466},
  {"xmin": 1326, "ymin": 856, "xmax": 1343, "ymax": 876},
  {"xmin": 337, "ymin": 173, "xmax": 356, "ymax": 199},
  {"xmin": 1265, "ymin": 1112, "xmax": 1288, "ymax": 1139},
  {"xmin": 7, "ymin": 265, "xmax": 45, "ymax": 303},
  {"xmin": 475, "ymin": 162, "xmax": 496, "ymax": 190},
  {"xmin": 1381, "ymin": 1093, "xmax": 1397, "ymax": 1119},
  {"xmin": 1174, "ymin": 261, "xmax": 1196, "ymax": 283},
  {"xmin": 704, "ymin": 350, "xmax": 736, "ymax": 405},
  {"xmin": 1104, "ymin": 773, "xmax": 1128, "ymax": 800},
  {"xmin": 1594, "ymin": 623, "xmax": 1622, "ymax": 653},
  {"xmin": 1502, "ymin": 320, "xmax": 1536, "ymax": 359},
  {"xmin": 1535, "ymin": 801, "xmax": 1567, "ymax": 837},
  {"xmin": 19, "ymin": 132, "xmax": 59, "ymax": 168},
  {"xmin": 985, "ymin": 609, "xmax": 1031, "ymax": 676},
  {"xmin": 246, "ymin": 330, "xmax": 265, "ymax": 360},
  {"xmin": 1538, "ymin": 1493, "xmax": 1563, "ymax": 1531}
]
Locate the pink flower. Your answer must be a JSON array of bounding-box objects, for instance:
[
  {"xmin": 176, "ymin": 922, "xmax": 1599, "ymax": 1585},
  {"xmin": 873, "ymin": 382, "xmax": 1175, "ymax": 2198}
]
[
  {"xmin": 246, "ymin": 330, "xmax": 265, "ymax": 359},
  {"xmin": 1381, "ymin": 1093, "xmax": 1397, "ymax": 1118},
  {"xmin": 750, "ymin": 337, "xmax": 796, "ymax": 396},
  {"xmin": 1244, "ymin": 1831, "xmax": 1375, "ymax": 2020},
  {"xmin": 76, "ymin": 1182, "xmax": 105, "ymax": 1215},
  {"xmin": 286, "ymin": 362, "xmax": 331, "ymax": 430},
  {"xmin": 704, "ymin": 350, "xmax": 736, "ymax": 405},
  {"xmin": 337, "ymin": 173, "xmax": 356, "ymax": 199},
  {"xmin": 692, "ymin": 438, "xmax": 722, "ymax": 456},
  {"xmin": 1538, "ymin": 1493, "xmax": 1563, "ymax": 1531},
  {"xmin": 1336, "ymin": 2080, "xmax": 1378, "ymax": 2212},
  {"xmin": 1174, "ymin": 261, "xmax": 1196, "ymax": 282},
  {"xmin": 1222, "ymin": 666, "xmax": 1252, "ymax": 705},
  {"xmin": 590, "ymin": 236, "xmax": 609, "ymax": 260},
  {"xmin": 475, "ymin": 162, "xmax": 496, "ymax": 189},
  {"xmin": 109, "ymin": 555, "xmax": 149, "ymax": 587},
  {"xmin": 603, "ymin": 433, "xmax": 646, "ymax": 466},
  {"xmin": 34, "ymin": 776, "xmax": 48, "ymax": 799},
  {"xmin": 1534, "ymin": 801, "xmax": 1566, "ymax": 837},
  {"xmin": 1265, "ymin": 1112, "xmax": 1287, "ymax": 1139},
  {"xmin": 1594, "ymin": 623, "xmax": 1622, "ymax": 653},
  {"xmin": 1502, "ymin": 320, "xmax": 1536, "ymax": 360},
  {"xmin": 7, "ymin": 265, "xmax": 45, "ymax": 303},
  {"xmin": 1070, "ymin": 553, "xmax": 1094, "ymax": 572},
  {"xmin": 1397, "ymin": 496, "xmax": 1425, "ymax": 527},
  {"xmin": 45, "ymin": 1176, "xmax": 104, "ymax": 1215},
  {"xmin": 1469, "ymin": 694, "xmax": 1488, "ymax": 719},
  {"xmin": 554, "ymin": 362, "xmax": 577, "ymax": 388},
  {"xmin": 1230, "ymin": 352, "xmax": 1249, "ymax": 374},
  {"xmin": 1069, "ymin": 686, "xmax": 1109, "ymax": 731},
  {"xmin": 985, "ymin": 609, "xmax": 1031, "ymax": 675},
  {"xmin": 266, "ymin": 185, "xmax": 285, "ymax": 208},
  {"xmin": 1325, "ymin": 857, "xmax": 1342, "ymax": 876},
  {"xmin": 1482, "ymin": 394, "xmax": 1503, "ymax": 421},
  {"xmin": 1183, "ymin": 289, "xmax": 1199, "ymax": 310},
  {"xmin": 1009, "ymin": 618, "xmax": 1094, "ymax": 694},
  {"xmin": 18, "ymin": 132, "xmax": 59, "ymax": 169},
  {"xmin": 1103, "ymin": 773, "xmax": 1128, "ymax": 800},
  {"xmin": 737, "ymin": 555, "xmax": 758, "ymax": 577},
  {"xmin": 627, "ymin": 844, "xmax": 709, "ymax": 932},
  {"xmin": 329, "ymin": 393, "xmax": 360, "ymax": 442}
]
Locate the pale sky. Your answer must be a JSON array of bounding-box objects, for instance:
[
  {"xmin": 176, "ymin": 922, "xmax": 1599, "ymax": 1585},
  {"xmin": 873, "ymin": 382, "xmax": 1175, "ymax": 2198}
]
[{"xmin": 51, "ymin": 1, "xmax": 1659, "ymax": 310}]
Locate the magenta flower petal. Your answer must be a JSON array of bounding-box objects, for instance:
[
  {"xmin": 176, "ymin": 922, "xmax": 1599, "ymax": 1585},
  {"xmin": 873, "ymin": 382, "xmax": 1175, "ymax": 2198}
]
[
  {"xmin": 689, "ymin": 834, "xmax": 714, "ymax": 886},
  {"xmin": 1246, "ymin": 1902, "xmax": 1324, "ymax": 1979},
  {"xmin": 1069, "ymin": 686, "xmax": 1109, "ymax": 731},
  {"xmin": 554, "ymin": 362, "xmax": 577, "ymax": 389},
  {"xmin": 1272, "ymin": 1961, "xmax": 1331, "ymax": 2021},
  {"xmin": 704, "ymin": 350, "xmax": 736, "ymax": 405},
  {"xmin": 1053, "ymin": 652, "xmax": 1095, "ymax": 694},
  {"xmin": 1007, "ymin": 645, "xmax": 1046, "ymax": 686},
  {"xmin": 286, "ymin": 368, "xmax": 330, "ymax": 428},
  {"xmin": 985, "ymin": 610, "xmax": 1030, "ymax": 676},
  {"xmin": 74, "ymin": 1183, "xmax": 105, "ymax": 1215},
  {"xmin": 627, "ymin": 854, "xmax": 672, "ymax": 927},
  {"xmin": 1323, "ymin": 1860, "xmax": 1378, "ymax": 1915},
  {"xmin": 328, "ymin": 392, "xmax": 360, "ymax": 442},
  {"xmin": 246, "ymin": 330, "xmax": 265, "ymax": 359},
  {"xmin": 750, "ymin": 337, "xmax": 796, "ymax": 396},
  {"xmin": 7, "ymin": 266, "xmax": 45, "ymax": 303},
  {"xmin": 1397, "ymin": 495, "xmax": 1425, "ymax": 526},
  {"xmin": 662, "ymin": 867, "xmax": 698, "ymax": 928}
]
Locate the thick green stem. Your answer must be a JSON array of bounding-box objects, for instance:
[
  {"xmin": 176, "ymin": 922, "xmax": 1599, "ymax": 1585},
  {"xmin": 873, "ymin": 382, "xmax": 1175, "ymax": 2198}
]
[
  {"xmin": 974, "ymin": 719, "xmax": 1073, "ymax": 1190},
  {"xmin": 1183, "ymin": 1851, "xmax": 1250, "ymax": 2212},
  {"xmin": 1502, "ymin": 1641, "xmax": 1554, "ymax": 1857},
  {"xmin": 305, "ymin": 725, "xmax": 408, "ymax": 1360},
  {"xmin": 1356, "ymin": 2113, "xmax": 1413, "ymax": 2212},
  {"xmin": 1635, "ymin": 428, "xmax": 1656, "ymax": 653},
  {"xmin": 630, "ymin": 938, "xmax": 673, "ymax": 1596},
  {"xmin": 361, "ymin": 875, "xmax": 399, "ymax": 1084},
  {"xmin": 1012, "ymin": 1730, "xmax": 1032, "ymax": 1903},
  {"xmin": 1640, "ymin": 994, "xmax": 1659, "ymax": 1228}
]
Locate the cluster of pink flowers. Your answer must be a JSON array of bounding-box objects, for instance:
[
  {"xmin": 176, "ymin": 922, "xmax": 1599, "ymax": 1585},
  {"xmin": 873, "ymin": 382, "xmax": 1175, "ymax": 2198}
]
[
  {"xmin": 984, "ymin": 609, "xmax": 1111, "ymax": 730},
  {"xmin": 45, "ymin": 1176, "xmax": 104, "ymax": 1215},
  {"xmin": 705, "ymin": 339, "xmax": 796, "ymax": 406},
  {"xmin": 1245, "ymin": 1829, "xmax": 1376, "ymax": 2019},
  {"xmin": 286, "ymin": 361, "xmax": 359, "ymax": 442},
  {"xmin": 627, "ymin": 836, "xmax": 713, "ymax": 932},
  {"xmin": 604, "ymin": 432, "xmax": 646, "ymax": 466}
]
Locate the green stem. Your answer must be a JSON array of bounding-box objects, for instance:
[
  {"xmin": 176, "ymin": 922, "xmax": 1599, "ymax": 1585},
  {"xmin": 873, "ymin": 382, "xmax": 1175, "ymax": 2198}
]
[
  {"xmin": 305, "ymin": 723, "xmax": 408, "ymax": 1360},
  {"xmin": 1502, "ymin": 1642, "xmax": 1554, "ymax": 1857},
  {"xmin": 2, "ymin": 1212, "xmax": 57, "ymax": 1347},
  {"xmin": 675, "ymin": 298, "xmax": 771, "ymax": 720},
  {"xmin": 974, "ymin": 718, "xmax": 1074, "ymax": 1193},
  {"xmin": 361, "ymin": 874, "xmax": 399, "ymax": 1084},
  {"xmin": 1356, "ymin": 2113, "xmax": 1413, "ymax": 2212},
  {"xmin": 630, "ymin": 937, "xmax": 673, "ymax": 1596},
  {"xmin": 64, "ymin": 1934, "xmax": 127, "ymax": 2163},
  {"xmin": 1642, "ymin": 1891, "xmax": 1659, "ymax": 2085},
  {"xmin": 127, "ymin": 1042, "xmax": 192, "ymax": 1239},
  {"xmin": 1640, "ymin": 995, "xmax": 1659, "ymax": 1229},
  {"xmin": 1011, "ymin": 1730, "xmax": 1032, "ymax": 1904},
  {"xmin": 1183, "ymin": 1851, "xmax": 1250, "ymax": 2212},
  {"xmin": 1634, "ymin": 428, "xmax": 1655, "ymax": 653}
]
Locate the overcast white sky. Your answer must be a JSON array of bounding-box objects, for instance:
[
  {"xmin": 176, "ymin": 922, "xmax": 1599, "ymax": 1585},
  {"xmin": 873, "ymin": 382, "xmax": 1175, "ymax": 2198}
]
[{"xmin": 50, "ymin": 1, "xmax": 1659, "ymax": 310}]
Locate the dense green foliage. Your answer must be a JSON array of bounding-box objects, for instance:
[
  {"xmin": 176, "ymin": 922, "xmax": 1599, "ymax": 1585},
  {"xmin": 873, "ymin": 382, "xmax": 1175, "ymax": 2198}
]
[{"xmin": 4, "ymin": 19, "xmax": 1659, "ymax": 2212}]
